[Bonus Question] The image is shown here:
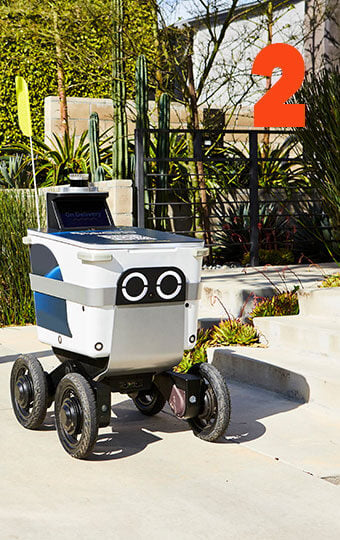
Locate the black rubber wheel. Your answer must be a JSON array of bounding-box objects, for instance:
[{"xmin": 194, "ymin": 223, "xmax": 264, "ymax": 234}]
[
  {"xmin": 55, "ymin": 373, "xmax": 98, "ymax": 459},
  {"xmin": 10, "ymin": 354, "xmax": 48, "ymax": 429},
  {"xmin": 132, "ymin": 384, "xmax": 166, "ymax": 416},
  {"xmin": 188, "ymin": 363, "xmax": 231, "ymax": 442}
]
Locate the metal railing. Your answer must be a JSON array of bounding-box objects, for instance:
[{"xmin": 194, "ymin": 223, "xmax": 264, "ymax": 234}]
[{"xmin": 134, "ymin": 128, "xmax": 331, "ymax": 266}]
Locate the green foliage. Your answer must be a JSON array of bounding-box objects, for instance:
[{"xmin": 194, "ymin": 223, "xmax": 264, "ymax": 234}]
[
  {"xmin": 319, "ymin": 273, "xmax": 340, "ymax": 288},
  {"xmin": 210, "ymin": 319, "xmax": 259, "ymax": 347},
  {"xmin": 222, "ymin": 138, "xmax": 308, "ymax": 189},
  {"xmin": 0, "ymin": 190, "xmax": 45, "ymax": 326},
  {"xmin": 0, "ymin": 154, "xmax": 31, "ymax": 188},
  {"xmin": 89, "ymin": 112, "xmax": 105, "ymax": 182},
  {"xmin": 4, "ymin": 131, "xmax": 112, "ymax": 185},
  {"xmin": 249, "ymin": 292, "xmax": 299, "ymax": 319},
  {"xmin": 242, "ymin": 248, "xmax": 294, "ymax": 266},
  {"xmin": 136, "ymin": 54, "xmax": 149, "ymax": 133},
  {"xmin": 214, "ymin": 200, "xmax": 295, "ymax": 262},
  {"xmin": 174, "ymin": 328, "xmax": 211, "ymax": 374},
  {"xmin": 135, "ymin": 54, "xmax": 150, "ymax": 201},
  {"xmin": 174, "ymin": 320, "xmax": 260, "ymax": 374},
  {"xmin": 291, "ymin": 68, "xmax": 340, "ymax": 256},
  {"xmin": 0, "ymin": 0, "xmax": 156, "ymax": 144}
]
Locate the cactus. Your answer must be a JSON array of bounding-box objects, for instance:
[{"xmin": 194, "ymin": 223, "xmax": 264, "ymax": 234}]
[
  {"xmin": 135, "ymin": 54, "xmax": 150, "ymax": 213},
  {"xmin": 112, "ymin": 0, "xmax": 129, "ymax": 179},
  {"xmin": 89, "ymin": 112, "xmax": 100, "ymax": 179},
  {"xmin": 89, "ymin": 112, "xmax": 106, "ymax": 182},
  {"xmin": 156, "ymin": 93, "xmax": 170, "ymax": 226},
  {"xmin": 135, "ymin": 54, "xmax": 149, "ymax": 133},
  {"xmin": 157, "ymin": 92, "xmax": 170, "ymax": 185}
]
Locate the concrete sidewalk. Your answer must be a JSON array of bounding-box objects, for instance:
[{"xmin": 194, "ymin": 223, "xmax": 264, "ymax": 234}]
[{"xmin": 1, "ymin": 326, "xmax": 340, "ymax": 540}]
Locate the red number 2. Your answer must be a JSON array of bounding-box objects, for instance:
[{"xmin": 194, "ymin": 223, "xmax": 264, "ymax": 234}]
[{"xmin": 252, "ymin": 43, "xmax": 305, "ymax": 127}]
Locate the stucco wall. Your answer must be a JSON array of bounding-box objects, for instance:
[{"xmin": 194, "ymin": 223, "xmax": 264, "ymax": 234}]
[{"xmin": 192, "ymin": 0, "xmax": 305, "ymax": 109}]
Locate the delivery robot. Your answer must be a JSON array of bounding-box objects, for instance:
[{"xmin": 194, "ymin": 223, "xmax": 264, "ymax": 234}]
[{"xmin": 10, "ymin": 176, "xmax": 230, "ymax": 459}]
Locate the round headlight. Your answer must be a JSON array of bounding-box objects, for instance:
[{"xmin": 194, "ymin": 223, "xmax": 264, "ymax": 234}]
[
  {"xmin": 121, "ymin": 272, "xmax": 148, "ymax": 302},
  {"xmin": 156, "ymin": 270, "xmax": 182, "ymax": 300}
]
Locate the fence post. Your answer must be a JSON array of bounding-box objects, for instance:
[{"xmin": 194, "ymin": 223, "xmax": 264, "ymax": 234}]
[
  {"xmin": 135, "ymin": 128, "xmax": 145, "ymax": 228},
  {"xmin": 249, "ymin": 131, "xmax": 259, "ymax": 266}
]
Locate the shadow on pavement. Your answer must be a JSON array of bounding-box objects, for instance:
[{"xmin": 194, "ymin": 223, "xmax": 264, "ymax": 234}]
[
  {"xmin": 224, "ymin": 381, "xmax": 303, "ymax": 444},
  {"xmin": 39, "ymin": 380, "xmax": 304, "ymax": 460},
  {"xmin": 0, "ymin": 349, "xmax": 54, "ymax": 364},
  {"xmin": 90, "ymin": 400, "xmax": 188, "ymax": 461}
]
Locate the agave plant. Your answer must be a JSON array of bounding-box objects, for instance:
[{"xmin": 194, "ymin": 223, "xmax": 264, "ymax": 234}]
[
  {"xmin": 210, "ymin": 319, "xmax": 259, "ymax": 347},
  {"xmin": 290, "ymin": 68, "xmax": 340, "ymax": 257},
  {"xmin": 173, "ymin": 328, "xmax": 212, "ymax": 373},
  {"xmin": 0, "ymin": 154, "xmax": 31, "ymax": 188},
  {"xmin": 224, "ymin": 137, "xmax": 308, "ymax": 189},
  {"xmin": 3, "ymin": 130, "xmax": 112, "ymax": 186},
  {"xmin": 249, "ymin": 291, "xmax": 299, "ymax": 319}
]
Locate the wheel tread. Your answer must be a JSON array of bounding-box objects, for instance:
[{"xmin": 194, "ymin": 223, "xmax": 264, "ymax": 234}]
[{"xmin": 55, "ymin": 373, "xmax": 98, "ymax": 459}]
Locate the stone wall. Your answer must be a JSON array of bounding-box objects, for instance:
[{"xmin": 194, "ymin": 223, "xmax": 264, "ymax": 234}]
[{"xmin": 44, "ymin": 95, "xmax": 253, "ymax": 146}]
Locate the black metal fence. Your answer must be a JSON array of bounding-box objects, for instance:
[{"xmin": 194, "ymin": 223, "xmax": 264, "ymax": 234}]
[{"xmin": 134, "ymin": 128, "xmax": 332, "ymax": 266}]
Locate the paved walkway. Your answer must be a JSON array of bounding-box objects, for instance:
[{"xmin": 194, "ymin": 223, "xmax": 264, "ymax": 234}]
[{"xmin": 1, "ymin": 326, "xmax": 340, "ymax": 539}]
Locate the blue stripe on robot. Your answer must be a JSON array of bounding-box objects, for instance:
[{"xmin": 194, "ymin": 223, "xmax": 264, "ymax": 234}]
[{"xmin": 30, "ymin": 244, "xmax": 72, "ymax": 337}]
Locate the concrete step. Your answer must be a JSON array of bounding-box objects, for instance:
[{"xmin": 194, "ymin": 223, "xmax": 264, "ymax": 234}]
[
  {"xmin": 199, "ymin": 263, "xmax": 338, "ymax": 320},
  {"xmin": 226, "ymin": 380, "xmax": 340, "ymax": 478},
  {"xmin": 298, "ymin": 287, "xmax": 340, "ymax": 317},
  {"xmin": 209, "ymin": 345, "xmax": 340, "ymax": 411},
  {"xmin": 254, "ymin": 315, "xmax": 340, "ymax": 357}
]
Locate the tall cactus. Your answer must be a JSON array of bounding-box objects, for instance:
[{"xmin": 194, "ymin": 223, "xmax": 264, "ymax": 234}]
[
  {"xmin": 135, "ymin": 54, "xmax": 150, "ymax": 214},
  {"xmin": 156, "ymin": 93, "xmax": 170, "ymax": 227},
  {"xmin": 136, "ymin": 54, "xmax": 149, "ymax": 134},
  {"xmin": 89, "ymin": 112, "xmax": 105, "ymax": 182},
  {"xmin": 112, "ymin": 0, "xmax": 129, "ymax": 179}
]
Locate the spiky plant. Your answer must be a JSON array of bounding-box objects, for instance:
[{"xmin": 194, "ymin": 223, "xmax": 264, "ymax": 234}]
[
  {"xmin": 210, "ymin": 319, "xmax": 259, "ymax": 347},
  {"xmin": 290, "ymin": 68, "xmax": 340, "ymax": 256},
  {"xmin": 89, "ymin": 112, "xmax": 106, "ymax": 182},
  {"xmin": 173, "ymin": 328, "xmax": 212, "ymax": 373},
  {"xmin": 249, "ymin": 292, "xmax": 299, "ymax": 319},
  {"xmin": 156, "ymin": 93, "xmax": 171, "ymax": 228},
  {"xmin": 319, "ymin": 273, "xmax": 340, "ymax": 288}
]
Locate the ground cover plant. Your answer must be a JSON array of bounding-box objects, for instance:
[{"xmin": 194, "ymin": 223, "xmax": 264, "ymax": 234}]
[
  {"xmin": 174, "ymin": 320, "xmax": 260, "ymax": 373},
  {"xmin": 0, "ymin": 190, "xmax": 44, "ymax": 326},
  {"xmin": 319, "ymin": 273, "xmax": 340, "ymax": 288},
  {"xmin": 248, "ymin": 291, "xmax": 299, "ymax": 319}
]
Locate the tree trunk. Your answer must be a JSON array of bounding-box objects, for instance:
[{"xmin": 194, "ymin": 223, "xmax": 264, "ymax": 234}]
[
  {"xmin": 262, "ymin": 1, "xmax": 273, "ymax": 151},
  {"xmin": 187, "ymin": 52, "xmax": 212, "ymax": 252},
  {"xmin": 52, "ymin": 11, "xmax": 69, "ymax": 139}
]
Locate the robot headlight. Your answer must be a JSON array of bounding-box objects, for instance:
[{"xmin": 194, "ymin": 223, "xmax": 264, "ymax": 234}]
[{"xmin": 116, "ymin": 267, "xmax": 185, "ymax": 305}]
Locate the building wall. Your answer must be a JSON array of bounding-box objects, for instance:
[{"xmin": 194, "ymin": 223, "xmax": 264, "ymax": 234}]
[{"xmin": 192, "ymin": 0, "xmax": 305, "ymax": 110}]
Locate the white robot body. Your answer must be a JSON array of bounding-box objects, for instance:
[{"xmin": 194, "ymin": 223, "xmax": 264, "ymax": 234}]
[{"xmin": 27, "ymin": 225, "xmax": 204, "ymax": 379}]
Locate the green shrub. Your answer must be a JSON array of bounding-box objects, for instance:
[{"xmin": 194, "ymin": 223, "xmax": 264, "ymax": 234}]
[
  {"xmin": 242, "ymin": 248, "xmax": 294, "ymax": 266},
  {"xmin": 249, "ymin": 291, "xmax": 299, "ymax": 319},
  {"xmin": 174, "ymin": 320, "xmax": 259, "ymax": 373},
  {"xmin": 319, "ymin": 273, "xmax": 340, "ymax": 288},
  {"xmin": 0, "ymin": 1, "xmax": 156, "ymax": 144},
  {"xmin": 210, "ymin": 319, "xmax": 259, "ymax": 347},
  {"xmin": 0, "ymin": 190, "xmax": 44, "ymax": 326},
  {"xmin": 291, "ymin": 69, "xmax": 340, "ymax": 258},
  {"xmin": 174, "ymin": 328, "xmax": 211, "ymax": 373}
]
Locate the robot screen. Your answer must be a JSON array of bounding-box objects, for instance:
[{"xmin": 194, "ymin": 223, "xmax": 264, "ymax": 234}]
[{"xmin": 55, "ymin": 197, "xmax": 112, "ymax": 229}]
